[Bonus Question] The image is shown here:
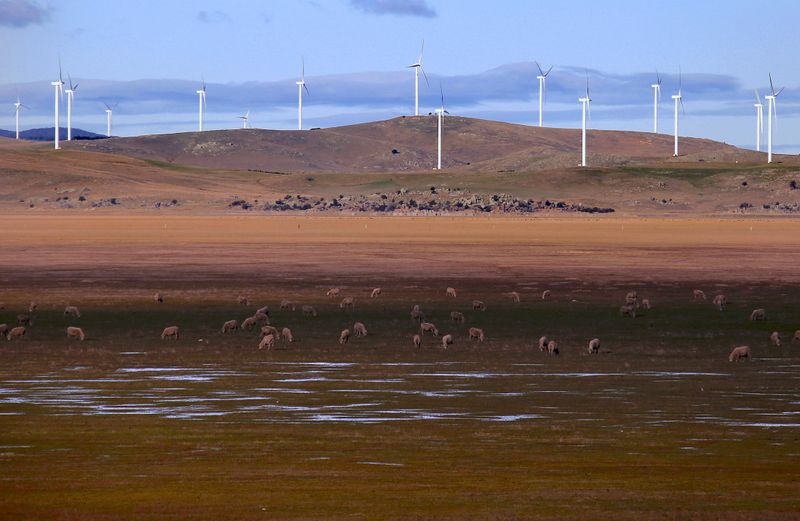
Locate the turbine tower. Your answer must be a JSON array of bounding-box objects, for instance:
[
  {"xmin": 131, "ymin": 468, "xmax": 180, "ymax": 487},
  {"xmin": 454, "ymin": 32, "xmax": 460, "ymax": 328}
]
[
  {"xmin": 408, "ymin": 40, "xmax": 428, "ymax": 116},
  {"xmin": 65, "ymin": 74, "xmax": 79, "ymax": 141},
  {"xmin": 671, "ymin": 70, "xmax": 684, "ymax": 157},
  {"xmin": 578, "ymin": 73, "xmax": 591, "ymax": 167},
  {"xmin": 14, "ymin": 97, "xmax": 27, "ymax": 140},
  {"xmin": 765, "ymin": 73, "xmax": 784, "ymax": 164},
  {"xmin": 535, "ymin": 62, "xmax": 552, "ymax": 127},
  {"xmin": 651, "ymin": 72, "xmax": 662, "ymax": 133},
  {"xmin": 296, "ymin": 59, "xmax": 309, "ymax": 130},
  {"xmin": 51, "ymin": 62, "xmax": 65, "ymax": 150},
  {"xmin": 196, "ymin": 79, "xmax": 206, "ymax": 132},
  {"xmin": 435, "ymin": 82, "xmax": 450, "ymax": 170},
  {"xmin": 239, "ymin": 110, "xmax": 250, "ymax": 129},
  {"xmin": 104, "ymin": 102, "xmax": 116, "ymax": 137},
  {"xmin": 754, "ymin": 90, "xmax": 764, "ymax": 152}
]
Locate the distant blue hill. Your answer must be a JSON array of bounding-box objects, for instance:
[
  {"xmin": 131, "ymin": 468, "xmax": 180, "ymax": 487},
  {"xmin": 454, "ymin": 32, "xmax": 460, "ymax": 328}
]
[{"xmin": 0, "ymin": 127, "xmax": 108, "ymax": 141}]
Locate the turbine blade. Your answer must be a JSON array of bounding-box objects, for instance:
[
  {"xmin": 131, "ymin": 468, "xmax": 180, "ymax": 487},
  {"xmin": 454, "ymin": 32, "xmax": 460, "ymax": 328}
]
[
  {"xmin": 421, "ymin": 66, "xmax": 429, "ymax": 88},
  {"xmin": 73, "ymin": 83, "xmax": 79, "ymax": 91},
  {"xmin": 775, "ymin": 87, "xmax": 784, "ymax": 97},
  {"xmin": 535, "ymin": 61, "xmax": 544, "ymax": 76},
  {"xmin": 657, "ymin": 69, "xmax": 661, "ymax": 85},
  {"xmin": 769, "ymin": 73, "xmax": 775, "ymax": 95},
  {"xmin": 545, "ymin": 65, "xmax": 553, "ymax": 77},
  {"xmin": 304, "ymin": 83, "xmax": 310, "ymax": 96},
  {"xmin": 439, "ymin": 81, "xmax": 444, "ymax": 109}
]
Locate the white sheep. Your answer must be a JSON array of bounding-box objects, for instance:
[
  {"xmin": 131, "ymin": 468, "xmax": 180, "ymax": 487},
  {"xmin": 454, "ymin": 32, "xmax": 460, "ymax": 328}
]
[
  {"xmin": 446, "ymin": 287, "xmax": 457, "ymax": 298},
  {"xmin": 442, "ymin": 334, "xmax": 453, "ymax": 349},
  {"xmin": 729, "ymin": 345, "xmax": 750, "ymax": 362},
  {"xmin": 282, "ymin": 327, "xmax": 294, "ymax": 343},
  {"xmin": 221, "ymin": 320, "xmax": 239, "ymax": 334},
  {"xmin": 63, "ymin": 305, "xmax": 81, "ymax": 318},
  {"xmin": 161, "ymin": 326, "xmax": 179, "ymax": 340},
  {"xmin": 339, "ymin": 329, "xmax": 351, "ymax": 345},
  {"xmin": 468, "ymin": 328, "xmax": 485, "ymax": 342},
  {"xmin": 588, "ymin": 338, "xmax": 600, "ymax": 354},
  {"xmin": 259, "ymin": 333, "xmax": 275, "ymax": 350},
  {"xmin": 353, "ymin": 322, "xmax": 368, "ymax": 337},
  {"xmin": 66, "ymin": 326, "xmax": 85, "ymax": 341},
  {"xmin": 371, "ymin": 288, "xmax": 382, "ymax": 298}
]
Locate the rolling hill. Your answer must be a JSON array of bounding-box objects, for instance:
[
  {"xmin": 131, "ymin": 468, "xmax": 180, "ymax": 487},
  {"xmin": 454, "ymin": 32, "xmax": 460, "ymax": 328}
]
[{"xmin": 0, "ymin": 127, "xmax": 107, "ymax": 141}]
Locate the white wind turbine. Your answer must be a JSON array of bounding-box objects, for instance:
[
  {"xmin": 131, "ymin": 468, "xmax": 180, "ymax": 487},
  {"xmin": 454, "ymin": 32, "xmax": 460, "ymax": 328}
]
[
  {"xmin": 196, "ymin": 79, "xmax": 207, "ymax": 132},
  {"xmin": 671, "ymin": 69, "xmax": 685, "ymax": 157},
  {"xmin": 296, "ymin": 59, "xmax": 309, "ymax": 130},
  {"xmin": 754, "ymin": 90, "xmax": 764, "ymax": 152},
  {"xmin": 103, "ymin": 102, "xmax": 117, "ymax": 137},
  {"xmin": 14, "ymin": 97, "xmax": 28, "ymax": 140},
  {"xmin": 578, "ymin": 72, "xmax": 591, "ymax": 167},
  {"xmin": 435, "ymin": 82, "xmax": 450, "ymax": 170},
  {"xmin": 651, "ymin": 71, "xmax": 662, "ymax": 133},
  {"xmin": 765, "ymin": 73, "xmax": 784, "ymax": 164},
  {"xmin": 51, "ymin": 62, "xmax": 65, "ymax": 149},
  {"xmin": 65, "ymin": 74, "xmax": 79, "ymax": 141},
  {"xmin": 239, "ymin": 110, "xmax": 250, "ymax": 129},
  {"xmin": 535, "ymin": 62, "xmax": 553, "ymax": 127},
  {"xmin": 408, "ymin": 40, "xmax": 429, "ymax": 117}
]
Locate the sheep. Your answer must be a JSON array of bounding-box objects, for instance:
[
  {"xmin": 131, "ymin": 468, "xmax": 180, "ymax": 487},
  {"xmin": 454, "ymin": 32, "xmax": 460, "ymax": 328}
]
[
  {"xmin": 256, "ymin": 305, "xmax": 270, "ymax": 316},
  {"xmin": 538, "ymin": 335, "xmax": 549, "ymax": 351},
  {"xmin": 259, "ymin": 333, "xmax": 275, "ymax": 350},
  {"xmin": 508, "ymin": 291, "xmax": 521, "ymax": 303},
  {"xmin": 750, "ymin": 308, "xmax": 766, "ymax": 321},
  {"xmin": 541, "ymin": 290, "xmax": 551, "ymax": 300},
  {"xmin": 302, "ymin": 305, "xmax": 318, "ymax": 317},
  {"xmin": 161, "ymin": 326, "xmax": 179, "ymax": 340},
  {"xmin": 0, "ymin": 324, "xmax": 8, "ymax": 337},
  {"xmin": 28, "ymin": 301, "xmax": 37, "ymax": 312},
  {"xmin": 340, "ymin": 297, "xmax": 354, "ymax": 309},
  {"xmin": 221, "ymin": 320, "xmax": 239, "ymax": 334},
  {"xmin": 353, "ymin": 322, "xmax": 368, "ymax": 337},
  {"xmin": 770, "ymin": 331, "xmax": 782, "ymax": 347},
  {"xmin": 546, "ymin": 340, "xmax": 559, "ymax": 355},
  {"xmin": 625, "ymin": 291, "xmax": 638, "ymax": 305},
  {"xmin": 472, "ymin": 300, "xmax": 486, "ymax": 311},
  {"xmin": 619, "ymin": 303, "xmax": 637, "ymax": 318},
  {"xmin": 254, "ymin": 312, "xmax": 270, "ymax": 324},
  {"xmin": 468, "ymin": 327, "xmax": 485, "ymax": 342},
  {"xmin": 326, "ymin": 288, "xmax": 341, "ymax": 297},
  {"xmin": 66, "ymin": 326, "xmax": 85, "ymax": 341},
  {"xmin": 63, "ymin": 305, "xmax": 81, "ymax": 318},
  {"xmin": 693, "ymin": 289, "xmax": 707, "ymax": 301},
  {"xmin": 339, "ymin": 329, "xmax": 351, "ymax": 345},
  {"xmin": 260, "ymin": 326, "xmax": 279, "ymax": 338},
  {"xmin": 7, "ymin": 326, "xmax": 25, "ymax": 340},
  {"xmin": 281, "ymin": 327, "xmax": 293, "ymax": 343},
  {"xmin": 641, "ymin": 298, "xmax": 651, "ymax": 311},
  {"xmin": 794, "ymin": 330, "xmax": 800, "ymax": 343},
  {"xmin": 729, "ymin": 345, "xmax": 751, "ymax": 362},
  {"xmin": 446, "ymin": 287, "xmax": 457, "ymax": 298},
  {"xmin": 420, "ymin": 322, "xmax": 439, "ymax": 336},
  {"xmin": 712, "ymin": 294, "xmax": 727, "ymax": 311},
  {"xmin": 154, "ymin": 292, "xmax": 163, "ymax": 304},
  {"xmin": 280, "ymin": 300, "xmax": 296, "ymax": 311},
  {"xmin": 442, "ymin": 334, "xmax": 453, "ymax": 349},
  {"xmin": 371, "ymin": 288, "xmax": 382, "ymax": 298},
  {"xmin": 241, "ymin": 316, "xmax": 258, "ymax": 330},
  {"xmin": 412, "ymin": 334, "xmax": 421, "ymax": 348},
  {"xmin": 450, "ymin": 311, "xmax": 465, "ymax": 323},
  {"xmin": 237, "ymin": 296, "xmax": 249, "ymax": 306},
  {"xmin": 17, "ymin": 314, "xmax": 31, "ymax": 326},
  {"xmin": 410, "ymin": 306, "xmax": 425, "ymax": 321},
  {"xmin": 588, "ymin": 338, "xmax": 601, "ymax": 354}
]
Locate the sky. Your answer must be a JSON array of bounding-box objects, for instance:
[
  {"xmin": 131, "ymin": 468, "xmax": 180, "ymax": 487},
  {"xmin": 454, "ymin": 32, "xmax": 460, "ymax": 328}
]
[{"xmin": 1, "ymin": 0, "xmax": 799, "ymax": 151}]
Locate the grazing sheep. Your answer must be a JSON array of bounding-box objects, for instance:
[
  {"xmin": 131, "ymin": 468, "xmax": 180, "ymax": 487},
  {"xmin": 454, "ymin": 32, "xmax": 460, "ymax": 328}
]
[
  {"xmin": 259, "ymin": 333, "xmax": 275, "ymax": 350},
  {"xmin": 472, "ymin": 300, "xmax": 486, "ymax": 311},
  {"xmin": 794, "ymin": 330, "xmax": 800, "ymax": 343},
  {"xmin": 750, "ymin": 308, "xmax": 766, "ymax": 321},
  {"xmin": 302, "ymin": 305, "xmax": 318, "ymax": 317},
  {"xmin": 588, "ymin": 338, "xmax": 601, "ymax": 354},
  {"xmin": 729, "ymin": 345, "xmax": 751, "ymax": 362},
  {"xmin": 508, "ymin": 291, "xmax": 521, "ymax": 303},
  {"xmin": 260, "ymin": 326, "xmax": 279, "ymax": 338},
  {"xmin": 619, "ymin": 303, "xmax": 637, "ymax": 318},
  {"xmin": 254, "ymin": 312, "xmax": 270, "ymax": 324},
  {"xmin": 0, "ymin": 324, "xmax": 8, "ymax": 337},
  {"xmin": 412, "ymin": 334, "xmax": 421, "ymax": 348},
  {"xmin": 339, "ymin": 329, "xmax": 351, "ymax": 345},
  {"xmin": 693, "ymin": 289, "xmax": 707, "ymax": 301},
  {"xmin": 63, "ymin": 305, "xmax": 81, "ymax": 318},
  {"xmin": 241, "ymin": 316, "xmax": 258, "ymax": 330},
  {"xmin": 66, "ymin": 326, "xmax": 85, "ymax": 341},
  {"xmin": 625, "ymin": 291, "xmax": 638, "ymax": 305},
  {"xmin": 546, "ymin": 340, "xmax": 559, "ymax": 355},
  {"xmin": 221, "ymin": 320, "xmax": 239, "ymax": 334},
  {"xmin": 280, "ymin": 300, "xmax": 296, "ymax": 311},
  {"xmin": 538, "ymin": 335, "xmax": 549, "ymax": 351},
  {"xmin": 770, "ymin": 331, "xmax": 782, "ymax": 347},
  {"xmin": 7, "ymin": 326, "xmax": 26, "ymax": 340},
  {"xmin": 238, "ymin": 296, "xmax": 249, "ymax": 306},
  {"xmin": 450, "ymin": 311, "xmax": 465, "ymax": 323},
  {"xmin": 326, "ymin": 288, "xmax": 341, "ymax": 297},
  {"xmin": 154, "ymin": 292, "xmax": 163, "ymax": 304},
  {"xmin": 442, "ymin": 334, "xmax": 453, "ymax": 349},
  {"xmin": 641, "ymin": 298, "xmax": 651, "ymax": 311},
  {"xmin": 420, "ymin": 322, "xmax": 439, "ymax": 336},
  {"xmin": 17, "ymin": 314, "xmax": 31, "ymax": 326},
  {"xmin": 281, "ymin": 327, "xmax": 293, "ymax": 343},
  {"xmin": 410, "ymin": 307, "xmax": 425, "ymax": 321},
  {"xmin": 468, "ymin": 327, "xmax": 485, "ymax": 342},
  {"xmin": 161, "ymin": 326, "xmax": 179, "ymax": 340},
  {"xmin": 541, "ymin": 290, "xmax": 551, "ymax": 300},
  {"xmin": 353, "ymin": 321, "xmax": 368, "ymax": 337},
  {"xmin": 712, "ymin": 294, "xmax": 727, "ymax": 311},
  {"xmin": 256, "ymin": 305, "xmax": 270, "ymax": 316},
  {"xmin": 446, "ymin": 287, "xmax": 457, "ymax": 298},
  {"xmin": 371, "ymin": 288, "xmax": 382, "ymax": 298},
  {"xmin": 340, "ymin": 297, "xmax": 354, "ymax": 309},
  {"xmin": 28, "ymin": 301, "xmax": 37, "ymax": 312}
]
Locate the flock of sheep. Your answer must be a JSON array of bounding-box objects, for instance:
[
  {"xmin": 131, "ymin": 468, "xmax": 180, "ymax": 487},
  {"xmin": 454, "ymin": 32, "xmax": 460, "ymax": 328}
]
[{"xmin": 2, "ymin": 288, "xmax": 798, "ymax": 361}]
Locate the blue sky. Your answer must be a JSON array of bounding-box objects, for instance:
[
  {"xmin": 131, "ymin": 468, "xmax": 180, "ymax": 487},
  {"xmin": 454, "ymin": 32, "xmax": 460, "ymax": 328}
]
[{"xmin": 1, "ymin": 0, "xmax": 799, "ymax": 151}]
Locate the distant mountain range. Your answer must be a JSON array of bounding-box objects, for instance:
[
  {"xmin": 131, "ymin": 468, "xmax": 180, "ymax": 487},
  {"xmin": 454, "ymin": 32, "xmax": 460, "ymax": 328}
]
[{"xmin": 0, "ymin": 127, "xmax": 107, "ymax": 141}]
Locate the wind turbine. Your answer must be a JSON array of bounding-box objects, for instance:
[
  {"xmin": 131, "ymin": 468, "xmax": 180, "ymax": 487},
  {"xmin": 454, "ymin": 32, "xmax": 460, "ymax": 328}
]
[
  {"xmin": 435, "ymin": 82, "xmax": 450, "ymax": 170},
  {"xmin": 14, "ymin": 97, "xmax": 28, "ymax": 140},
  {"xmin": 239, "ymin": 110, "xmax": 250, "ymax": 129},
  {"xmin": 651, "ymin": 71, "xmax": 662, "ymax": 133},
  {"xmin": 765, "ymin": 74, "xmax": 784, "ymax": 164},
  {"xmin": 51, "ymin": 61, "xmax": 65, "ymax": 149},
  {"xmin": 196, "ymin": 79, "xmax": 206, "ymax": 132},
  {"xmin": 754, "ymin": 90, "xmax": 764, "ymax": 152},
  {"xmin": 296, "ymin": 58, "xmax": 309, "ymax": 130},
  {"xmin": 671, "ymin": 69, "xmax": 685, "ymax": 157},
  {"xmin": 578, "ymin": 72, "xmax": 591, "ymax": 167},
  {"xmin": 65, "ymin": 74, "xmax": 79, "ymax": 141},
  {"xmin": 104, "ymin": 102, "xmax": 117, "ymax": 137},
  {"xmin": 535, "ymin": 62, "xmax": 553, "ymax": 127},
  {"xmin": 408, "ymin": 40, "xmax": 429, "ymax": 117}
]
